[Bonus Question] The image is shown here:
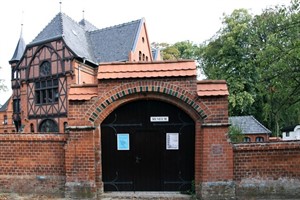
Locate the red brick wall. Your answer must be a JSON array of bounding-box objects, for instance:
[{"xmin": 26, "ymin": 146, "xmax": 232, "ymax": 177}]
[
  {"xmin": 234, "ymin": 141, "xmax": 300, "ymax": 181},
  {"xmin": 0, "ymin": 133, "xmax": 67, "ymax": 196},
  {"xmin": 234, "ymin": 141, "xmax": 300, "ymax": 198},
  {"xmin": 201, "ymin": 126, "xmax": 233, "ymax": 182},
  {"xmin": 67, "ymin": 76, "xmax": 233, "ymax": 199}
]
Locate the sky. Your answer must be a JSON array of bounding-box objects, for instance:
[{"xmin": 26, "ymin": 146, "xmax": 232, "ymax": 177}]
[{"xmin": 0, "ymin": 0, "xmax": 290, "ymax": 105}]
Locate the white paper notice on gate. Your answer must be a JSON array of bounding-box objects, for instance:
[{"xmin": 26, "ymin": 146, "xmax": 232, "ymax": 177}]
[{"xmin": 166, "ymin": 133, "xmax": 179, "ymax": 150}]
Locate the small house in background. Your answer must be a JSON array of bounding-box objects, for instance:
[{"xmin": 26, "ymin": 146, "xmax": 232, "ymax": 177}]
[
  {"xmin": 229, "ymin": 115, "xmax": 271, "ymax": 142},
  {"xmin": 0, "ymin": 97, "xmax": 15, "ymax": 133},
  {"xmin": 282, "ymin": 125, "xmax": 300, "ymax": 140}
]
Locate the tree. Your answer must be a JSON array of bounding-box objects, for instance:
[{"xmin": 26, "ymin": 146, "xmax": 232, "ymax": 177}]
[
  {"xmin": 0, "ymin": 66, "xmax": 7, "ymax": 92},
  {"xmin": 155, "ymin": 41, "xmax": 200, "ymax": 61},
  {"xmin": 200, "ymin": 9, "xmax": 257, "ymax": 115},
  {"xmin": 199, "ymin": 0, "xmax": 300, "ymax": 135},
  {"xmin": 228, "ymin": 125, "xmax": 244, "ymax": 143}
]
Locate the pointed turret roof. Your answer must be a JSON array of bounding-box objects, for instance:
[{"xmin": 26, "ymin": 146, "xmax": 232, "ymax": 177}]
[
  {"xmin": 28, "ymin": 12, "xmax": 144, "ymax": 64},
  {"xmin": 9, "ymin": 27, "xmax": 26, "ymax": 64}
]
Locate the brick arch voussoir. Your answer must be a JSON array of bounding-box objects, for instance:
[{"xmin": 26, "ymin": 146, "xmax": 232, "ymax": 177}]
[{"xmin": 87, "ymin": 81, "xmax": 210, "ymax": 125}]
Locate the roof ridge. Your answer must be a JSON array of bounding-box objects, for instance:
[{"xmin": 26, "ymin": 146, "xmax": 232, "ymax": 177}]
[
  {"xmin": 60, "ymin": 12, "xmax": 87, "ymax": 34},
  {"xmin": 250, "ymin": 115, "xmax": 271, "ymax": 133},
  {"xmin": 31, "ymin": 12, "xmax": 63, "ymax": 43},
  {"xmin": 89, "ymin": 18, "xmax": 142, "ymax": 34}
]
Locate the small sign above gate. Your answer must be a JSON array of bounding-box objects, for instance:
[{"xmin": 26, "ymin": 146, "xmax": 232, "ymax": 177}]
[{"xmin": 150, "ymin": 116, "xmax": 169, "ymax": 122}]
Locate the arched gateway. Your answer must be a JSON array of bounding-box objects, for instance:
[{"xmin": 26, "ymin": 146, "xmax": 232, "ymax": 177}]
[
  {"xmin": 66, "ymin": 61, "xmax": 234, "ymax": 199},
  {"xmin": 101, "ymin": 100, "xmax": 195, "ymax": 191}
]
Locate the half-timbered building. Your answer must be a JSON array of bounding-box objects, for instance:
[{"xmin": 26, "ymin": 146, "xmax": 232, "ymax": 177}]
[
  {"xmin": 1, "ymin": 12, "xmax": 235, "ymax": 199},
  {"xmin": 7, "ymin": 12, "xmax": 156, "ymax": 133}
]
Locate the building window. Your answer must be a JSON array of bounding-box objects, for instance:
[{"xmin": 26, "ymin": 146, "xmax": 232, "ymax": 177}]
[
  {"xmin": 64, "ymin": 122, "xmax": 69, "ymax": 133},
  {"xmin": 143, "ymin": 54, "xmax": 145, "ymax": 61},
  {"xmin": 40, "ymin": 61, "xmax": 51, "ymax": 76},
  {"xmin": 139, "ymin": 51, "xmax": 142, "ymax": 61},
  {"xmin": 286, "ymin": 132, "xmax": 290, "ymax": 137},
  {"xmin": 35, "ymin": 79, "xmax": 59, "ymax": 104},
  {"xmin": 3, "ymin": 115, "xmax": 7, "ymax": 125},
  {"xmin": 30, "ymin": 123, "xmax": 35, "ymax": 133},
  {"xmin": 243, "ymin": 137, "xmax": 251, "ymax": 142},
  {"xmin": 142, "ymin": 37, "xmax": 145, "ymax": 43},
  {"xmin": 39, "ymin": 119, "xmax": 58, "ymax": 132},
  {"xmin": 13, "ymin": 99, "xmax": 20, "ymax": 113},
  {"xmin": 256, "ymin": 137, "xmax": 264, "ymax": 142}
]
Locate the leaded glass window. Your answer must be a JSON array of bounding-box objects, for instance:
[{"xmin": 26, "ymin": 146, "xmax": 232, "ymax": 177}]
[
  {"xmin": 39, "ymin": 119, "xmax": 58, "ymax": 132},
  {"xmin": 40, "ymin": 61, "xmax": 51, "ymax": 76}
]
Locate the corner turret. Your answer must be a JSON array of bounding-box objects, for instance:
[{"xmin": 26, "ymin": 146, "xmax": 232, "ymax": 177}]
[{"xmin": 9, "ymin": 24, "xmax": 26, "ymax": 65}]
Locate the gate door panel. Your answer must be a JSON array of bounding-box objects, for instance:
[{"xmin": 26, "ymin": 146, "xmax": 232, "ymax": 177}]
[{"xmin": 101, "ymin": 100, "xmax": 195, "ymax": 191}]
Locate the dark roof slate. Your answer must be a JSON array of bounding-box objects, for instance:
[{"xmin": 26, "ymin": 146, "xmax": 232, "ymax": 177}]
[
  {"xmin": 89, "ymin": 19, "xmax": 142, "ymax": 63},
  {"xmin": 29, "ymin": 12, "xmax": 143, "ymax": 64},
  {"xmin": 30, "ymin": 13, "xmax": 95, "ymax": 63},
  {"xmin": 10, "ymin": 33, "xmax": 26, "ymax": 64},
  {"xmin": 229, "ymin": 115, "xmax": 271, "ymax": 135},
  {"xmin": 0, "ymin": 97, "xmax": 10, "ymax": 112},
  {"xmin": 79, "ymin": 19, "xmax": 98, "ymax": 31}
]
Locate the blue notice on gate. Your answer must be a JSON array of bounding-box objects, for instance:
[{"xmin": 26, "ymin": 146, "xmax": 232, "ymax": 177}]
[{"xmin": 117, "ymin": 134, "xmax": 130, "ymax": 150}]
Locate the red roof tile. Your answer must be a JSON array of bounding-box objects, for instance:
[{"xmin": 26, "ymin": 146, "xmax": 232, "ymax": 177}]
[
  {"xmin": 97, "ymin": 60, "xmax": 196, "ymax": 79},
  {"xmin": 197, "ymin": 80, "xmax": 229, "ymax": 96},
  {"xmin": 69, "ymin": 84, "xmax": 98, "ymax": 100}
]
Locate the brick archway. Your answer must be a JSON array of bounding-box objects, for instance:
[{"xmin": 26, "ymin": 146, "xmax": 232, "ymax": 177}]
[{"xmin": 86, "ymin": 80, "xmax": 211, "ymax": 126}]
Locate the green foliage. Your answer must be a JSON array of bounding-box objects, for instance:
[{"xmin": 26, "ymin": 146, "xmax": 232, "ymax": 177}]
[
  {"xmin": 199, "ymin": 1, "xmax": 300, "ymax": 134},
  {"xmin": 156, "ymin": 41, "xmax": 201, "ymax": 61},
  {"xmin": 228, "ymin": 125, "xmax": 244, "ymax": 143},
  {"xmin": 0, "ymin": 66, "xmax": 7, "ymax": 92}
]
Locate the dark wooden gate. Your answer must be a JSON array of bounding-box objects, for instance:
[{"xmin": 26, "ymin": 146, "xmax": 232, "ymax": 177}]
[{"xmin": 101, "ymin": 100, "xmax": 195, "ymax": 192}]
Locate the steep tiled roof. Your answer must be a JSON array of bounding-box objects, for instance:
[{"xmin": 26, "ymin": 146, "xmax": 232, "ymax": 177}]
[
  {"xmin": 29, "ymin": 12, "xmax": 143, "ymax": 64},
  {"xmin": 69, "ymin": 84, "xmax": 98, "ymax": 100},
  {"xmin": 9, "ymin": 32, "xmax": 26, "ymax": 64},
  {"xmin": 0, "ymin": 97, "xmax": 11, "ymax": 112},
  {"xmin": 30, "ymin": 13, "xmax": 95, "ymax": 63},
  {"xmin": 97, "ymin": 60, "xmax": 196, "ymax": 79},
  {"xmin": 78, "ymin": 19, "xmax": 98, "ymax": 31},
  {"xmin": 89, "ymin": 19, "xmax": 142, "ymax": 63},
  {"xmin": 229, "ymin": 116, "xmax": 271, "ymax": 135},
  {"xmin": 197, "ymin": 80, "xmax": 229, "ymax": 96}
]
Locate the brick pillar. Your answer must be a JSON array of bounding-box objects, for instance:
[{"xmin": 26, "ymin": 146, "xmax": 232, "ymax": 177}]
[
  {"xmin": 64, "ymin": 127, "xmax": 97, "ymax": 199},
  {"xmin": 198, "ymin": 124, "xmax": 235, "ymax": 200}
]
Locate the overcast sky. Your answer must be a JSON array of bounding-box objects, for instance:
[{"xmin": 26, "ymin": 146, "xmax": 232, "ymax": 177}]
[{"xmin": 0, "ymin": 0, "xmax": 290, "ymax": 104}]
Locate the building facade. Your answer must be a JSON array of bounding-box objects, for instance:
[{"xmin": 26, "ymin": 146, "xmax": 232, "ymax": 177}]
[
  {"xmin": 229, "ymin": 115, "xmax": 271, "ymax": 143},
  {"xmin": 0, "ymin": 12, "xmax": 236, "ymax": 199},
  {"xmin": 0, "ymin": 11, "xmax": 299, "ymax": 200}
]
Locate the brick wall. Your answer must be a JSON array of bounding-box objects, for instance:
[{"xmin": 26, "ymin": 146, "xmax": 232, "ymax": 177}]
[
  {"xmin": 64, "ymin": 129, "xmax": 97, "ymax": 199},
  {"xmin": 234, "ymin": 141, "xmax": 300, "ymax": 198},
  {"xmin": 0, "ymin": 133, "xmax": 67, "ymax": 196}
]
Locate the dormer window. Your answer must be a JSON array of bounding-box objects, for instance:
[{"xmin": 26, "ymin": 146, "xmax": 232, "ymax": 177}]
[{"xmin": 40, "ymin": 61, "xmax": 51, "ymax": 77}]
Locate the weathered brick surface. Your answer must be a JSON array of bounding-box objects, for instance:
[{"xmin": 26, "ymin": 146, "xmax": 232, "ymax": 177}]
[
  {"xmin": 0, "ymin": 133, "xmax": 67, "ymax": 196},
  {"xmin": 67, "ymin": 77, "xmax": 233, "ymax": 199},
  {"xmin": 233, "ymin": 141, "xmax": 300, "ymax": 199}
]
